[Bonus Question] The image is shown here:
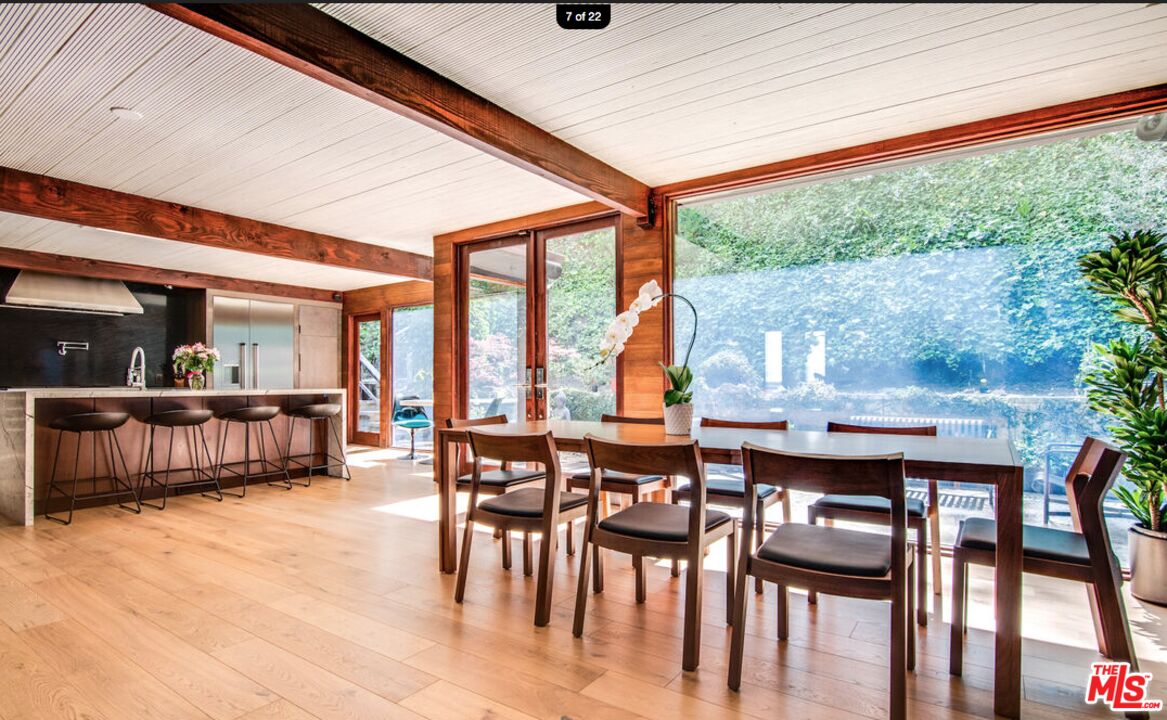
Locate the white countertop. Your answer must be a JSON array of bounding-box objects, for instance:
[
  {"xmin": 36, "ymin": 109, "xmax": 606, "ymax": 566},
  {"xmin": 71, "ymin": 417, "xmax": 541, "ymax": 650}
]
[{"xmin": 3, "ymin": 387, "xmax": 344, "ymax": 399}]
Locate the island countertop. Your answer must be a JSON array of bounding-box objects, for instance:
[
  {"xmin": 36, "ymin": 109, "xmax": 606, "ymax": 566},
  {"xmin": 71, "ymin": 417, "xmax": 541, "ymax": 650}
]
[{"xmin": 0, "ymin": 387, "xmax": 346, "ymax": 525}]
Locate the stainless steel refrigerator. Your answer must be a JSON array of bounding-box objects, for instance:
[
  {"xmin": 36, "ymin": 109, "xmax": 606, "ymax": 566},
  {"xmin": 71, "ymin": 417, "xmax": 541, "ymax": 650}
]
[{"xmin": 213, "ymin": 297, "xmax": 294, "ymax": 389}]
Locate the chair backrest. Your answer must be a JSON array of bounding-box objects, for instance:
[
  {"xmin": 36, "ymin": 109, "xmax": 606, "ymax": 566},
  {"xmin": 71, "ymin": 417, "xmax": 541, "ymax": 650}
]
[
  {"xmin": 701, "ymin": 417, "xmax": 788, "ymax": 430},
  {"xmin": 600, "ymin": 414, "xmax": 664, "ymax": 425},
  {"xmin": 827, "ymin": 421, "xmax": 936, "ymax": 437},
  {"xmin": 467, "ymin": 429, "xmax": 561, "ymax": 483},
  {"xmin": 1064, "ymin": 437, "xmax": 1126, "ymax": 577},
  {"xmin": 446, "ymin": 414, "xmax": 507, "ymax": 429},
  {"xmin": 393, "ymin": 395, "xmax": 424, "ymax": 422}
]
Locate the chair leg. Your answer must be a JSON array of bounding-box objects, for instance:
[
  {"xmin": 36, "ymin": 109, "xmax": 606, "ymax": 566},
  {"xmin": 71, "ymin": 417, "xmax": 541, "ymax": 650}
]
[
  {"xmin": 727, "ymin": 536, "xmax": 751, "ymax": 691},
  {"xmin": 573, "ymin": 520, "xmax": 595, "ymax": 638},
  {"xmin": 914, "ymin": 522, "xmax": 928, "ymax": 627},
  {"xmin": 633, "ymin": 555, "xmax": 646, "ymax": 603},
  {"xmin": 109, "ymin": 430, "xmax": 140, "ymax": 514},
  {"xmin": 1092, "ymin": 574, "xmax": 1140, "ymax": 667},
  {"xmin": 806, "ymin": 506, "xmax": 819, "ymax": 605},
  {"xmin": 565, "ymin": 521, "xmax": 575, "ymax": 557},
  {"xmin": 928, "ymin": 480, "xmax": 942, "ymax": 597},
  {"xmin": 592, "ymin": 543, "xmax": 604, "ymax": 593},
  {"xmin": 754, "ymin": 497, "xmax": 766, "ymax": 594},
  {"xmin": 522, "ymin": 532, "xmax": 533, "ymax": 577},
  {"xmin": 725, "ymin": 527, "xmax": 736, "ymax": 626},
  {"xmin": 949, "ymin": 552, "xmax": 967, "ymax": 676},
  {"xmin": 454, "ymin": 513, "xmax": 476, "ymax": 603},
  {"xmin": 907, "ymin": 557, "xmax": 917, "ymax": 672},
  {"xmin": 890, "ymin": 582, "xmax": 908, "ymax": 720},
  {"xmin": 501, "ymin": 530, "xmax": 512, "ymax": 570},
  {"xmin": 681, "ymin": 543, "xmax": 704, "ymax": 671},
  {"xmin": 776, "ymin": 584, "xmax": 789, "ymax": 640}
]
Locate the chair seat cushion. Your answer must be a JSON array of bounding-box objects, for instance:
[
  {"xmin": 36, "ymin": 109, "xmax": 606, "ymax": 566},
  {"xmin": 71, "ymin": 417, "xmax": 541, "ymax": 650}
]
[
  {"xmin": 569, "ymin": 469, "xmax": 664, "ymax": 486},
  {"xmin": 49, "ymin": 412, "xmax": 131, "ymax": 433},
  {"xmin": 395, "ymin": 418, "xmax": 434, "ymax": 429},
  {"xmin": 478, "ymin": 488, "xmax": 588, "ymax": 518},
  {"xmin": 457, "ymin": 469, "xmax": 545, "ymax": 488},
  {"xmin": 812, "ymin": 494, "xmax": 926, "ymax": 517},
  {"xmin": 675, "ymin": 478, "xmax": 778, "ymax": 500},
  {"xmin": 145, "ymin": 409, "xmax": 214, "ymax": 427},
  {"xmin": 288, "ymin": 403, "xmax": 342, "ymax": 419},
  {"xmin": 598, "ymin": 502, "xmax": 731, "ymax": 542},
  {"xmin": 956, "ymin": 517, "xmax": 1091, "ymax": 565},
  {"xmin": 757, "ymin": 524, "xmax": 893, "ymax": 577},
  {"xmin": 218, "ymin": 406, "xmax": 280, "ymax": 423}
]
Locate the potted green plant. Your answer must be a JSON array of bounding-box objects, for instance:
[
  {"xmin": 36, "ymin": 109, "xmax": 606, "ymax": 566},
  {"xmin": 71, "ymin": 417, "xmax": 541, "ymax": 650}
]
[
  {"xmin": 598, "ymin": 279, "xmax": 698, "ymax": 434},
  {"xmin": 1080, "ymin": 229, "xmax": 1167, "ymax": 605}
]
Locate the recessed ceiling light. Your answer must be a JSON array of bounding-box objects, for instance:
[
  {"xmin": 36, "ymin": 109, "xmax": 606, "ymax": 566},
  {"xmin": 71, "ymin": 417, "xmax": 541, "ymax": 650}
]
[{"xmin": 109, "ymin": 107, "xmax": 143, "ymax": 121}]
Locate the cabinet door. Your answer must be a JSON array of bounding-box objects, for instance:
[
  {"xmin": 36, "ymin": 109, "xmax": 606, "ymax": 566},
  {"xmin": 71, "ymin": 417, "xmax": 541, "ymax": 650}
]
[
  {"xmin": 299, "ymin": 305, "xmax": 340, "ymax": 337},
  {"xmin": 297, "ymin": 306, "xmax": 340, "ymax": 388},
  {"xmin": 249, "ymin": 300, "xmax": 295, "ymax": 389}
]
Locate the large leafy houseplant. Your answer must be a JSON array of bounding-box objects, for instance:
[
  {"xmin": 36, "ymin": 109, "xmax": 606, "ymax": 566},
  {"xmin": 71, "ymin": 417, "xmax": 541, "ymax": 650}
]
[{"xmin": 1079, "ymin": 230, "xmax": 1167, "ymax": 532}]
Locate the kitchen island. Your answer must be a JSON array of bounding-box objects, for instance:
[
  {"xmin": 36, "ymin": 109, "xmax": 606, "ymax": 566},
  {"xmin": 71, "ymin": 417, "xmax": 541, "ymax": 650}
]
[{"xmin": 0, "ymin": 387, "xmax": 346, "ymax": 525}]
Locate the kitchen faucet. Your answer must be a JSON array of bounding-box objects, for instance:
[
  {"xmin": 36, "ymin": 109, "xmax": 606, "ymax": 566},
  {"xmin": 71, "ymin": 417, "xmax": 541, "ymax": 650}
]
[{"xmin": 127, "ymin": 347, "xmax": 146, "ymax": 389}]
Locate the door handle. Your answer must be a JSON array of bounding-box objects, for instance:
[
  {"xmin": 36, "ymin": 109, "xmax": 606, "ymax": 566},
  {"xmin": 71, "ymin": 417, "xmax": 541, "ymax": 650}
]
[
  {"xmin": 252, "ymin": 343, "xmax": 260, "ymax": 389},
  {"xmin": 239, "ymin": 343, "xmax": 248, "ymax": 389}
]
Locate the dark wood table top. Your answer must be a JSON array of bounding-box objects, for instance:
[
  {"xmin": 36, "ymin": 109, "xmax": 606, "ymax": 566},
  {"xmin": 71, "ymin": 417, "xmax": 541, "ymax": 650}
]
[{"xmin": 439, "ymin": 420, "xmax": 1020, "ymax": 483}]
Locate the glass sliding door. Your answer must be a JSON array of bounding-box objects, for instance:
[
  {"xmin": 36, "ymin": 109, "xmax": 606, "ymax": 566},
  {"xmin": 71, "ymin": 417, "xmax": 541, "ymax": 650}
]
[
  {"xmin": 542, "ymin": 221, "xmax": 617, "ymax": 421},
  {"xmin": 464, "ymin": 238, "xmax": 529, "ymax": 421},
  {"xmin": 351, "ymin": 313, "xmax": 383, "ymax": 445},
  {"xmin": 459, "ymin": 218, "xmax": 618, "ymax": 422},
  {"xmin": 390, "ymin": 304, "xmax": 434, "ymax": 450}
]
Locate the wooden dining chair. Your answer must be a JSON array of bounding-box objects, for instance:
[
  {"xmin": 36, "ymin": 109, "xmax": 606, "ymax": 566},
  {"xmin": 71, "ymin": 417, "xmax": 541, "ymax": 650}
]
[
  {"xmin": 806, "ymin": 421, "xmax": 937, "ymax": 626},
  {"xmin": 573, "ymin": 434, "xmax": 736, "ymax": 671},
  {"xmin": 949, "ymin": 438, "xmax": 1141, "ymax": 689},
  {"xmin": 567, "ymin": 414, "xmax": 672, "ymax": 508},
  {"xmin": 446, "ymin": 415, "xmax": 549, "ymax": 570},
  {"xmin": 672, "ymin": 417, "xmax": 791, "ymax": 594},
  {"xmin": 456, "ymin": 429, "xmax": 587, "ymax": 626},
  {"xmin": 729, "ymin": 443, "xmax": 915, "ymax": 720}
]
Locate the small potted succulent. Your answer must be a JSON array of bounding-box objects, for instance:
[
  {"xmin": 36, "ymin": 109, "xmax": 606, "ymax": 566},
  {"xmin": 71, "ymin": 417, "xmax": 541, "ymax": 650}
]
[
  {"xmin": 172, "ymin": 342, "xmax": 221, "ymax": 390},
  {"xmin": 1080, "ymin": 229, "xmax": 1167, "ymax": 605},
  {"xmin": 599, "ymin": 279, "xmax": 698, "ymax": 434}
]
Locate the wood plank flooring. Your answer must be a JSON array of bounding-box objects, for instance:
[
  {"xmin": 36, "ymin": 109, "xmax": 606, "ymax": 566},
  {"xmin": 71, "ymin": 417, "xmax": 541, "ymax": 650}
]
[{"xmin": 1, "ymin": 444, "xmax": 1165, "ymax": 720}]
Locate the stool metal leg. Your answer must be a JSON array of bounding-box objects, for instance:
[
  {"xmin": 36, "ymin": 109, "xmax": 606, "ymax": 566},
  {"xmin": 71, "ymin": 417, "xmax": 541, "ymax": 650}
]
[
  {"xmin": 264, "ymin": 419, "xmax": 292, "ymax": 489},
  {"xmin": 328, "ymin": 416, "xmax": 351, "ymax": 481},
  {"xmin": 198, "ymin": 424, "xmax": 224, "ymax": 502},
  {"xmin": 42, "ymin": 430, "xmax": 74, "ymax": 525},
  {"xmin": 107, "ymin": 429, "xmax": 141, "ymax": 515},
  {"xmin": 221, "ymin": 419, "xmax": 249, "ymax": 498}
]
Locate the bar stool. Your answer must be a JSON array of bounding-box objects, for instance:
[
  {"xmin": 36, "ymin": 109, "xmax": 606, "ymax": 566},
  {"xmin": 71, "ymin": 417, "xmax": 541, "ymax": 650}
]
[
  {"xmin": 42, "ymin": 411, "xmax": 139, "ymax": 525},
  {"xmin": 139, "ymin": 409, "xmax": 222, "ymax": 510},
  {"xmin": 284, "ymin": 403, "xmax": 350, "ymax": 485},
  {"xmin": 215, "ymin": 406, "xmax": 291, "ymax": 497}
]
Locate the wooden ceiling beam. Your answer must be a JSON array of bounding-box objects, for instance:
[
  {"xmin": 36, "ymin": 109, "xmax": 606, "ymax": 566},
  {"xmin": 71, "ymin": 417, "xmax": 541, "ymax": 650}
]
[
  {"xmin": 0, "ymin": 166, "xmax": 432, "ymax": 280},
  {"xmin": 150, "ymin": 3, "xmax": 654, "ymax": 225},
  {"xmin": 0, "ymin": 247, "xmax": 339, "ymax": 303}
]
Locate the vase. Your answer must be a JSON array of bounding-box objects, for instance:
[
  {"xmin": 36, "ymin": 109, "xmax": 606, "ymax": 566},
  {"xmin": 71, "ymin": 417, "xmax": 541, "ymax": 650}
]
[
  {"xmin": 663, "ymin": 402, "xmax": 694, "ymax": 435},
  {"xmin": 189, "ymin": 373, "xmax": 205, "ymax": 391},
  {"xmin": 1129, "ymin": 525, "xmax": 1167, "ymax": 606}
]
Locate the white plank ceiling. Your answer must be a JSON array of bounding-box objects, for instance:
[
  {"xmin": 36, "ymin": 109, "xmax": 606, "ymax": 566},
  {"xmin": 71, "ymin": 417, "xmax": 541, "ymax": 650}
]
[{"xmin": 0, "ymin": 3, "xmax": 1165, "ymax": 290}]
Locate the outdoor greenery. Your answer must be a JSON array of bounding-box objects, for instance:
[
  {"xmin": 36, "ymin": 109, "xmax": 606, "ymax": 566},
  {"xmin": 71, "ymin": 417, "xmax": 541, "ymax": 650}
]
[
  {"xmin": 674, "ymin": 128, "xmax": 1167, "ymax": 492},
  {"xmin": 1081, "ymin": 230, "xmax": 1167, "ymax": 531}
]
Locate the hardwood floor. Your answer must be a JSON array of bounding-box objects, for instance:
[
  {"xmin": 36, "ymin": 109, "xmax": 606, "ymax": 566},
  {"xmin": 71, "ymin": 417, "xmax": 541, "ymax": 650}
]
[{"xmin": 1, "ymin": 445, "xmax": 1165, "ymax": 720}]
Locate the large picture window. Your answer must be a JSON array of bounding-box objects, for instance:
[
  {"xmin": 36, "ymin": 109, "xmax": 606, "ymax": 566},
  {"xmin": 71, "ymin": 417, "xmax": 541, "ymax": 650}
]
[{"xmin": 673, "ymin": 123, "xmax": 1167, "ymax": 554}]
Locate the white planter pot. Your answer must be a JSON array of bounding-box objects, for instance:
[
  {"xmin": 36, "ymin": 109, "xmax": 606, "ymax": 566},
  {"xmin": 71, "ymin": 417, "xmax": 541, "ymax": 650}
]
[
  {"xmin": 1129, "ymin": 525, "xmax": 1167, "ymax": 606},
  {"xmin": 663, "ymin": 402, "xmax": 694, "ymax": 435}
]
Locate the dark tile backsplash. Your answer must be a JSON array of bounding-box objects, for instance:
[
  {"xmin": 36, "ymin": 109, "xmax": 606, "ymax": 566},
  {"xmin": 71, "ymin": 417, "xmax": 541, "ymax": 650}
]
[{"xmin": 0, "ymin": 270, "xmax": 203, "ymax": 388}]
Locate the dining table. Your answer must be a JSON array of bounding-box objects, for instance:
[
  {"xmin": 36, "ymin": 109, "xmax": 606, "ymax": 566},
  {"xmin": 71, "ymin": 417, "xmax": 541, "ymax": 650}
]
[{"xmin": 435, "ymin": 419, "xmax": 1026, "ymax": 718}]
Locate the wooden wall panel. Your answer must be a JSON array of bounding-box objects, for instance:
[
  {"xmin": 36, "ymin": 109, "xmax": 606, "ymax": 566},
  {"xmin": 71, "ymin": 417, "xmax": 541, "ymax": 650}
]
[
  {"xmin": 619, "ymin": 203, "xmax": 668, "ymax": 417},
  {"xmin": 432, "ymin": 238, "xmax": 457, "ymax": 431}
]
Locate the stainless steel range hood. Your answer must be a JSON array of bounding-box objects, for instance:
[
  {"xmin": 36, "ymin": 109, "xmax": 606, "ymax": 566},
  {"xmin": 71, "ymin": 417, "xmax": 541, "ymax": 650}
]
[{"xmin": 1, "ymin": 270, "xmax": 144, "ymax": 315}]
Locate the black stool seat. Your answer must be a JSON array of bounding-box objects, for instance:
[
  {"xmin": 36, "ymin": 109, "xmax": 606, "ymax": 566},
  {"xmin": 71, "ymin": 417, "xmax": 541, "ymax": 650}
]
[
  {"xmin": 146, "ymin": 409, "xmax": 214, "ymax": 427},
  {"xmin": 288, "ymin": 403, "xmax": 341, "ymax": 419},
  {"xmin": 219, "ymin": 406, "xmax": 280, "ymax": 423},
  {"xmin": 49, "ymin": 412, "xmax": 130, "ymax": 433},
  {"xmin": 813, "ymin": 493, "xmax": 927, "ymax": 517},
  {"xmin": 956, "ymin": 517, "xmax": 1097, "ymax": 565},
  {"xmin": 599, "ymin": 502, "xmax": 732, "ymax": 542},
  {"xmin": 676, "ymin": 478, "xmax": 779, "ymax": 499},
  {"xmin": 757, "ymin": 523, "xmax": 894, "ymax": 577}
]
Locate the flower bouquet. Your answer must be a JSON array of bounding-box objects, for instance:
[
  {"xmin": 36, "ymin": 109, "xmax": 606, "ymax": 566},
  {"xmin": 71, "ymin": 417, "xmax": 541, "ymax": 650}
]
[{"xmin": 172, "ymin": 342, "xmax": 221, "ymax": 390}]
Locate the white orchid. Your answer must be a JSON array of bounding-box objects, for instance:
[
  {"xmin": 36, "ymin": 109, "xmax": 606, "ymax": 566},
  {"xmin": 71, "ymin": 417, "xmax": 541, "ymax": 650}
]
[
  {"xmin": 630, "ymin": 279, "xmax": 664, "ymax": 313},
  {"xmin": 596, "ymin": 280, "xmax": 666, "ymax": 364}
]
